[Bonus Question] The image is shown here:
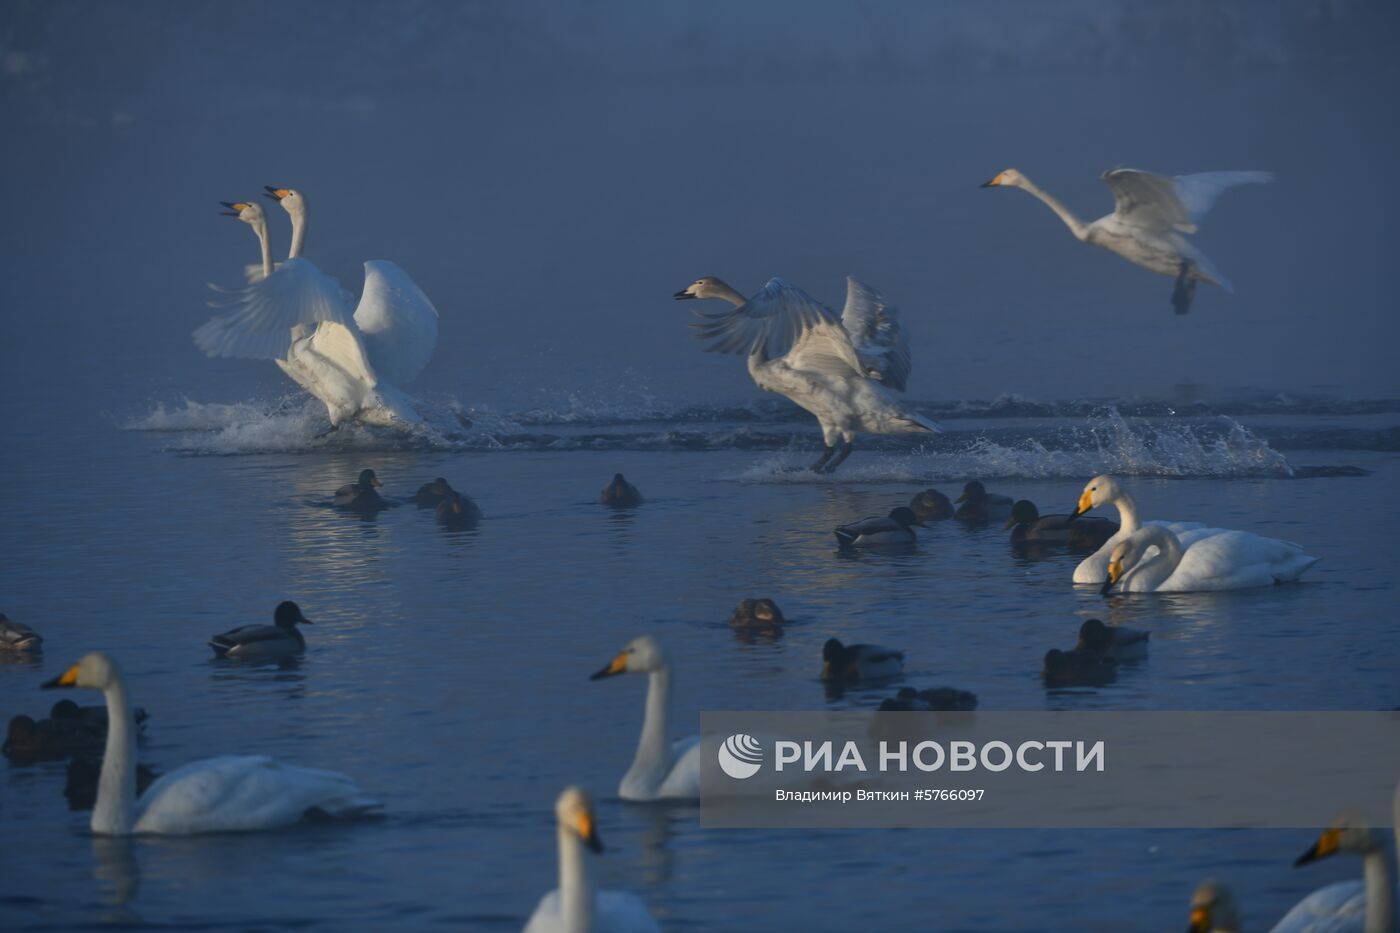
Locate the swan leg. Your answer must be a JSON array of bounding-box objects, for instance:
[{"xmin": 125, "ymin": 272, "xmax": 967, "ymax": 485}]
[
  {"xmin": 809, "ymin": 446, "xmax": 836, "ymax": 472},
  {"xmin": 1170, "ymin": 262, "xmax": 1196, "ymax": 315},
  {"xmin": 822, "ymin": 441, "xmax": 855, "ymax": 473},
  {"xmin": 313, "ymin": 423, "xmax": 340, "ymax": 440}
]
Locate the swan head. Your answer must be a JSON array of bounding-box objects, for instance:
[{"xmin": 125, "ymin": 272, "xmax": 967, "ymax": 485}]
[
  {"xmin": 590, "ymin": 634, "xmax": 667, "ymax": 680},
  {"xmin": 1005, "ymin": 499, "xmax": 1040, "ymax": 529},
  {"xmin": 555, "ymin": 786, "xmax": 604, "ymax": 853},
  {"xmin": 263, "ymin": 186, "xmax": 306, "ymax": 218},
  {"xmin": 273, "ymin": 601, "xmax": 312, "ymax": 629},
  {"xmin": 1295, "ymin": 814, "xmax": 1384, "ymax": 866},
  {"xmin": 41, "ymin": 651, "xmax": 121, "ymax": 692},
  {"xmin": 356, "ymin": 469, "xmax": 382, "ymax": 489},
  {"xmin": 888, "ymin": 507, "xmax": 926, "ymax": 529},
  {"xmin": 673, "ymin": 276, "xmax": 731, "ymax": 301},
  {"xmin": 1074, "ymin": 475, "xmax": 1123, "ymax": 517},
  {"xmin": 1187, "ymin": 880, "xmax": 1240, "ymax": 933},
  {"xmin": 219, "ymin": 201, "xmax": 266, "ymax": 226},
  {"xmin": 981, "ymin": 168, "xmax": 1027, "ymax": 189},
  {"xmin": 909, "ymin": 488, "xmax": 952, "ymax": 521}
]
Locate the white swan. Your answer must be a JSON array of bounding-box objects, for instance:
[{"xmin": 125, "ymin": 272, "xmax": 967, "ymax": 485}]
[
  {"xmin": 195, "ymin": 187, "xmax": 438, "ymax": 431},
  {"xmin": 1070, "ymin": 475, "xmax": 1222, "ymax": 584},
  {"xmin": 217, "ymin": 200, "xmax": 273, "ymax": 283},
  {"xmin": 675, "ymin": 276, "xmax": 940, "ymax": 473},
  {"xmin": 983, "ymin": 167, "xmax": 1272, "ymax": 314},
  {"xmin": 42, "ymin": 652, "xmax": 379, "ymax": 835},
  {"xmin": 590, "ymin": 636, "xmax": 700, "ymax": 801},
  {"xmin": 1103, "ymin": 525, "xmax": 1318, "ymax": 594},
  {"xmin": 523, "ymin": 786, "xmax": 660, "ymax": 933},
  {"xmin": 1271, "ymin": 784, "xmax": 1399, "ymax": 933}
]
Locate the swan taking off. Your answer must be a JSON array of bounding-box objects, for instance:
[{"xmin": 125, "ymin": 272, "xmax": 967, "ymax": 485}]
[
  {"xmin": 523, "ymin": 786, "xmax": 660, "ymax": 933},
  {"xmin": 195, "ymin": 187, "xmax": 438, "ymax": 432},
  {"xmin": 42, "ymin": 652, "xmax": 380, "ymax": 834},
  {"xmin": 982, "ymin": 167, "xmax": 1272, "ymax": 314},
  {"xmin": 676, "ymin": 276, "xmax": 940, "ymax": 472}
]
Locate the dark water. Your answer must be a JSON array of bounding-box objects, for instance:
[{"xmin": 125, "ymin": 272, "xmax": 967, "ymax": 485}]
[{"xmin": 2, "ymin": 389, "xmax": 1397, "ymax": 931}]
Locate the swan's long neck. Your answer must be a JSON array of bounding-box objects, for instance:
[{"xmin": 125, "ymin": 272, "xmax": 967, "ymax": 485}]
[
  {"xmin": 708, "ymin": 280, "xmax": 747, "ymax": 306},
  {"xmin": 253, "ymin": 219, "xmax": 273, "ymax": 279},
  {"xmin": 557, "ymin": 825, "xmax": 597, "ymax": 933},
  {"xmin": 1361, "ymin": 843, "xmax": 1395, "ymax": 933},
  {"xmin": 1122, "ymin": 528, "xmax": 1182, "ymax": 591},
  {"xmin": 92, "ymin": 676, "xmax": 138, "ymax": 836},
  {"xmin": 287, "ymin": 205, "xmax": 306, "ymax": 259},
  {"xmin": 1109, "ymin": 490, "xmax": 1141, "ymax": 534},
  {"xmin": 1017, "ymin": 177, "xmax": 1089, "ymax": 241},
  {"xmin": 628, "ymin": 666, "xmax": 674, "ymax": 787}
]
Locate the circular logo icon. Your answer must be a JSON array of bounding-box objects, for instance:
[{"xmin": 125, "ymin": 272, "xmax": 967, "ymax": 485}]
[{"xmin": 717, "ymin": 733, "xmax": 764, "ymax": 779}]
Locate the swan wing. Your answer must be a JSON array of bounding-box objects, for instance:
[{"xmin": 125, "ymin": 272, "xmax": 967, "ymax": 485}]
[
  {"xmin": 1104, "ymin": 168, "xmax": 1273, "ymax": 234},
  {"xmin": 1269, "ymin": 879, "xmax": 1366, "ymax": 932},
  {"xmin": 195, "ymin": 258, "xmax": 352, "ymax": 361},
  {"xmin": 135, "ymin": 755, "xmax": 378, "ymax": 834},
  {"xmin": 840, "ymin": 276, "xmax": 912, "ymax": 391},
  {"xmin": 657, "ymin": 735, "xmax": 702, "ymax": 799},
  {"xmin": 596, "ymin": 891, "xmax": 662, "ymax": 932},
  {"xmin": 1163, "ymin": 530, "xmax": 1316, "ymax": 591},
  {"xmin": 1072, "ymin": 519, "xmax": 1214, "ymax": 584},
  {"xmin": 302, "ymin": 320, "xmax": 380, "ymax": 388},
  {"xmin": 691, "ymin": 277, "xmax": 858, "ymax": 368},
  {"xmin": 351, "ymin": 261, "xmax": 439, "ymax": 386},
  {"xmin": 1171, "ymin": 171, "xmax": 1274, "ymax": 228}
]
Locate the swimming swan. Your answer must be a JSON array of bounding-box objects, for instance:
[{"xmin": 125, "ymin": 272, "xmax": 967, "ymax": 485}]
[
  {"xmin": 42, "ymin": 652, "xmax": 380, "ymax": 834},
  {"xmin": 523, "ymin": 786, "xmax": 660, "ymax": 933},
  {"xmin": 195, "ymin": 188, "xmax": 437, "ymax": 431},
  {"xmin": 1103, "ymin": 526, "xmax": 1318, "ymax": 594},
  {"xmin": 677, "ymin": 276, "xmax": 940, "ymax": 472},
  {"xmin": 1272, "ymin": 786, "xmax": 1400, "ymax": 933},
  {"xmin": 982, "ymin": 167, "xmax": 1272, "ymax": 314},
  {"xmin": 1070, "ymin": 475, "xmax": 1221, "ymax": 584},
  {"xmin": 589, "ymin": 636, "xmax": 700, "ymax": 801}
]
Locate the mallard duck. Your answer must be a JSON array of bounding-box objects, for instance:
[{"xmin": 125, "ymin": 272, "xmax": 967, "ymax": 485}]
[
  {"xmin": 908, "ymin": 488, "xmax": 954, "ymax": 522},
  {"xmin": 821, "ymin": 639, "xmax": 905, "ymax": 682},
  {"xmin": 1075, "ymin": 618, "xmax": 1149, "ymax": 661},
  {"xmin": 334, "ymin": 469, "xmax": 388, "ymax": 511},
  {"xmin": 1042, "ymin": 648, "xmax": 1117, "ymax": 687},
  {"xmin": 0, "ymin": 614, "xmax": 42, "ymax": 652},
  {"xmin": 876, "ymin": 686, "xmax": 978, "ymax": 712},
  {"xmin": 4, "ymin": 700, "xmax": 149, "ymax": 763},
  {"xmin": 436, "ymin": 493, "xmax": 482, "ymax": 530},
  {"xmin": 1005, "ymin": 500, "xmax": 1118, "ymax": 549},
  {"xmin": 834, "ymin": 507, "xmax": 925, "ymax": 548},
  {"xmin": 730, "ymin": 598, "xmax": 785, "ymax": 628},
  {"xmin": 953, "ymin": 481, "xmax": 1015, "ymax": 522},
  {"xmin": 413, "ymin": 476, "xmax": 457, "ymax": 508},
  {"xmin": 209, "ymin": 601, "xmax": 312, "ymax": 660},
  {"xmin": 600, "ymin": 473, "xmax": 643, "ymax": 508},
  {"xmin": 65, "ymin": 756, "xmax": 159, "ymax": 812}
]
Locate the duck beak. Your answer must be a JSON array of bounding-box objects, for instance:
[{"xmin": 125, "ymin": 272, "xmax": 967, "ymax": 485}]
[
  {"xmin": 590, "ymin": 652, "xmax": 628, "ymax": 681},
  {"xmin": 954, "ymin": 492, "xmax": 968, "ymax": 503},
  {"xmin": 299, "ymin": 615, "xmax": 314, "ymax": 625},
  {"xmin": 673, "ymin": 289, "xmax": 695, "ymax": 300},
  {"xmin": 41, "ymin": 664, "xmax": 80, "ymax": 689},
  {"xmin": 1002, "ymin": 515, "xmax": 1017, "ymax": 530},
  {"xmin": 263, "ymin": 186, "xmax": 290, "ymax": 201},
  {"xmin": 1295, "ymin": 828, "xmax": 1341, "ymax": 866}
]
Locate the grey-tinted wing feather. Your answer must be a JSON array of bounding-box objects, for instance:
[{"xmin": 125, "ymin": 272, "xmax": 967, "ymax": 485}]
[
  {"xmin": 195, "ymin": 258, "xmax": 352, "ymax": 360},
  {"xmin": 690, "ymin": 277, "xmax": 845, "ymax": 361},
  {"xmin": 841, "ymin": 277, "xmax": 912, "ymax": 391}
]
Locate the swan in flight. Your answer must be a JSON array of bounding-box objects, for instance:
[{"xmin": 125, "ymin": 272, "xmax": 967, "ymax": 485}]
[
  {"xmin": 676, "ymin": 276, "xmax": 940, "ymax": 472},
  {"xmin": 1272, "ymin": 785, "xmax": 1399, "ymax": 933},
  {"xmin": 589, "ymin": 635, "xmax": 700, "ymax": 801},
  {"xmin": 1069, "ymin": 475, "xmax": 1221, "ymax": 584},
  {"xmin": 195, "ymin": 188, "xmax": 438, "ymax": 432},
  {"xmin": 982, "ymin": 167, "xmax": 1272, "ymax": 314},
  {"xmin": 42, "ymin": 652, "xmax": 380, "ymax": 834},
  {"xmin": 523, "ymin": 786, "xmax": 660, "ymax": 933},
  {"xmin": 1102, "ymin": 525, "xmax": 1317, "ymax": 593}
]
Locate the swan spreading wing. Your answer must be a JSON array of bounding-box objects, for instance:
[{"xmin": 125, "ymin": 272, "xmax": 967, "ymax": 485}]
[
  {"xmin": 1103, "ymin": 169, "xmax": 1274, "ymax": 234},
  {"xmin": 196, "ymin": 258, "xmax": 352, "ymax": 361},
  {"xmin": 351, "ymin": 261, "xmax": 439, "ymax": 385},
  {"xmin": 841, "ymin": 276, "xmax": 912, "ymax": 391}
]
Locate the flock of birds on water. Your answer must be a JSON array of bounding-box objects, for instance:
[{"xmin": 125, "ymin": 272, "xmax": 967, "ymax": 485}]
[{"xmin": 5, "ymin": 165, "xmax": 1383, "ymax": 931}]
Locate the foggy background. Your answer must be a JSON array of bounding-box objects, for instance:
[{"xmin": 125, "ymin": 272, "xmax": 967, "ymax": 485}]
[{"xmin": 4, "ymin": 0, "xmax": 1398, "ymax": 415}]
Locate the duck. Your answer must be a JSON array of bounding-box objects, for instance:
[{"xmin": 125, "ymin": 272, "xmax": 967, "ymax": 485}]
[
  {"xmin": 1070, "ymin": 474, "xmax": 1222, "ymax": 584},
  {"xmin": 209, "ymin": 600, "xmax": 312, "ymax": 660},
  {"xmin": 0, "ymin": 614, "xmax": 42, "ymax": 652},
  {"xmin": 909, "ymin": 488, "xmax": 954, "ymax": 522},
  {"xmin": 600, "ymin": 473, "xmax": 643, "ymax": 508},
  {"xmin": 821, "ymin": 639, "xmax": 905, "ymax": 682},
  {"xmin": 334, "ymin": 469, "xmax": 389, "ymax": 511},
  {"xmin": 1186, "ymin": 880, "xmax": 1242, "ymax": 933},
  {"xmin": 4, "ymin": 700, "xmax": 150, "ymax": 763},
  {"xmin": 1273, "ymin": 793, "xmax": 1400, "ymax": 933},
  {"xmin": 42, "ymin": 651, "xmax": 380, "ymax": 834},
  {"xmin": 953, "ymin": 481, "xmax": 1014, "ymax": 522},
  {"xmin": 413, "ymin": 477, "xmax": 457, "ymax": 508},
  {"xmin": 523, "ymin": 786, "xmax": 660, "ymax": 933},
  {"xmin": 589, "ymin": 636, "xmax": 700, "ymax": 801},
  {"xmin": 1042, "ymin": 648, "xmax": 1118, "ymax": 688},
  {"xmin": 1102, "ymin": 526, "xmax": 1318, "ymax": 594},
  {"xmin": 730, "ymin": 598, "xmax": 786, "ymax": 628},
  {"xmin": 1005, "ymin": 500, "xmax": 1118, "ymax": 549},
  {"xmin": 436, "ymin": 493, "xmax": 482, "ymax": 530},
  {"xmin": 876, "ymin": 686, "xmax": 978, "ymax": 712},
  {"xmin": 834, "ymin": 506, "xmax": 926, "ymax": 548},
  {"xmin": 64, "ymin": 756, "xmax": 159, "ymax": 812},
  {"xmin": 1075, "ymin": 619, "xmax": 1149, "ymax": 662}
]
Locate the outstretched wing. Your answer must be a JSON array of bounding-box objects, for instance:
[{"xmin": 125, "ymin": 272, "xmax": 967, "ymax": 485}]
[
  {"xmin": 690, "ymin": 277, "xmax": 862, "ymax": 372},
  {"xmin": 195, "ymin": 258, "xmax": 351, "ymax": 360},
  {"xmin": 351, "ymin": 261, "xmax": 439, "ymax": 386},
  {"xmin": 303, "ymin": 320, "xmax": 379, "ymax": 388},
  {"xmin": 1103, "ymin": 168, "xmax": 1273, "ymax": 234},
  {"xmin": 840, "ymin": 276, "xmax": 912, "ymax": 391}
]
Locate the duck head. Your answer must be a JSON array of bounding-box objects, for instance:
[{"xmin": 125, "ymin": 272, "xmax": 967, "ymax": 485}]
[
  {"xmin": 910, "ymin": 488, "xmax": 953, "ymax": 521},
  {"xmin": 1004, "ymin": 499, "xmax": 1040, "ymax": 530},
  {"xmin": 273, "ymin": 601, "xmax": 312, "ymax": 629},
  {"xmin": 888, "ymin": 507, "xmax": 926, "ymax": 529},
  {"xmin": 357, "ymin": 469, "xmax": 382, "ymax": 489},
  {"xmin": 955, "ymin": 481, "xmax": 987, "ymax": 503}
]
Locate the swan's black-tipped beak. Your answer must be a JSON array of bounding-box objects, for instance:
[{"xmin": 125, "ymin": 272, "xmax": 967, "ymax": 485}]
[
  {"xmin": 980, "ymin": 177, "xmax": 1001, "ymax": 188},
  {"xmin": 220, "ymin": 200, "xmax": 247, "ymax": 216},
  {"xmin": 673, "ymin": 290, "xmax": 695, "ymax": 300},
  {"xmin": 42, "ymin": 664, "xmax": 79, "ymax": 689},
  {"xmin": 1067, "ymin": 509, "xmax": 1082, "ymax": 522},
  {"xmin": 579, "ymin": 814, "xmax": 604, "ymax": 853},
  {"xmin": 264, "ymin": 186, "xmax": 289, "ymax": 201},
  {"xmin": 590, "ymin": 652, "xmax": 628, "ymax": 681},
  {"xmin": 1294, "ymin": 829, "xmax": 1340, "ymax": 867}
]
